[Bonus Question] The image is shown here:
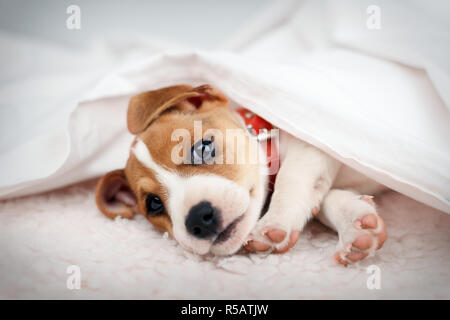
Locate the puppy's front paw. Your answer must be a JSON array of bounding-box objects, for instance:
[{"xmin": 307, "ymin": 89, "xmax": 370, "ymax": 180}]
[
  {"xmin": 334, "ymin": 197, "xmax": 387, "ymax": 266},
  {"xmin": 243, "ymin": 213, "xmax": 302, "ymax": 254}
]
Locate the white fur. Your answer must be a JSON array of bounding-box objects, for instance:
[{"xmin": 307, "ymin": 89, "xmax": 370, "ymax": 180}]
[
  {"xmin": 248, "ymin": 129, "xmax": 387, "ymax": 256},
  {"xmin": 318, "ymin": 189, "xmax": 381, "ymax": 260}
]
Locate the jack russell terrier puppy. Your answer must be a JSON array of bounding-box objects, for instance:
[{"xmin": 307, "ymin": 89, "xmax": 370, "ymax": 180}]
[{"xmin": 95, "ymin": 84, "xmax": 387, "ymax": 266}]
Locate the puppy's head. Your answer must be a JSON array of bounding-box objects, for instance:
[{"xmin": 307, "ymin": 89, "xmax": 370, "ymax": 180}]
[{"xmin": 95, "ymin": 85, "xmax": 267, "ymax": 255}]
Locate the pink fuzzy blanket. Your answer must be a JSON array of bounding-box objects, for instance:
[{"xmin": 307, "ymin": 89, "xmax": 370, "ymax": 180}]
[{"xmin": 0, "ymin": 181, "xmax": 449, "ymax": 299}]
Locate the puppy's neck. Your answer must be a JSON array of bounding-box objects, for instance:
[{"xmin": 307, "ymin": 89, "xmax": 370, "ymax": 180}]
[{"xmin": 232, "ymin": 109, "xmax": 271, "ymax": 216}]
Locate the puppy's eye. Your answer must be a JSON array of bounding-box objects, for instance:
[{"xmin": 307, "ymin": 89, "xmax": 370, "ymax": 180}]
[
  {"xmin": 191, "ymin": 139, "xmax": 215, "ymax": 165},
  {"xmin": 146, "ymin": 194, "xmax": 164, "ymax": 215}
]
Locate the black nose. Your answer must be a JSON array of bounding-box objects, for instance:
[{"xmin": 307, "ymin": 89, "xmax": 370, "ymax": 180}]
[{"xmin": 185, "ymin": 201, "xmax": 219, "ymax": 239}]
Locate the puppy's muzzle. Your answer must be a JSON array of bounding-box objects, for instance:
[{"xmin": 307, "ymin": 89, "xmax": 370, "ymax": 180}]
[{"xmin": 185, "ymin": 201, "xmax": 219, "ymax": 239}]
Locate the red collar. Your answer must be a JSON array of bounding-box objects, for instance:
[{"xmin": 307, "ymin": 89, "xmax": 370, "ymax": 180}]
[{"xmin": 235, "ymin": 108, "xmax": 279, "ymax": 191}]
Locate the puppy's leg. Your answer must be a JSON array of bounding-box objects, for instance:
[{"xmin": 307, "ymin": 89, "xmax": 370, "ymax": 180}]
[
  {"xmin": 316, "ymin": 189, "xmax": 387, "ymax": 266},
  {"xmin": 245, "ymin": 135, "xmax": 341, "ymax": 253}
]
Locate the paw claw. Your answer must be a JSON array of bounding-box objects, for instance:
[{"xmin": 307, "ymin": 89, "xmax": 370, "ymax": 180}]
[
  {"xmin": 360, "ymin": 195, "xmax": 375, "ymax": 206},
  {"xmin": 334, "ymin": 252, "xmax": 349, "ymax": 266},
  {"xmin": 344, "ymin": 242, "xmax": 352, "ymax": 252},
  {"xmin": 260, "ymin": 227, "xmax": 269, "ymax": 236},
  {"xmin": 312, "ymin": 206, "xmax": 320, "ymax": 217}
]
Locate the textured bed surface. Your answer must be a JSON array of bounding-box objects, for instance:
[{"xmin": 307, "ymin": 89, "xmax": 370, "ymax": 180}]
[{"xmin": 0, "ymin": 180, "xmax": 449, "ymax": 299}]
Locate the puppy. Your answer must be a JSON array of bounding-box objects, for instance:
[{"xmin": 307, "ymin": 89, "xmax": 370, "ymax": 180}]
[{"xmin": 95, "ymin": 84, "xmax": 387, "ymax": 265}]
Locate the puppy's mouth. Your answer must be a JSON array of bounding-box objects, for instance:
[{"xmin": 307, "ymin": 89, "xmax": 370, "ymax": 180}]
[{"xmin": 213, "ymin": 214, "xmax": 245, "ymax": 244}]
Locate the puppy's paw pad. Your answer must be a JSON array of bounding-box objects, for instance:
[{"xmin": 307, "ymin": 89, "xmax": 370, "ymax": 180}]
[
  {"xmin": 263, "ymin": 228, "xmax": 287, "ymax": 243},
  {"xmin": 354, "ymin": 213, "xmax": 378, "ymax": 229},
  {"xmin": 244, "ymin": 240, "xmax": 271, "ymax": 252},
  {"xmin": 243, "ymin": 229, "xmax": 300, "ymax": 254},
  {"xmin": 334, "ymin": 249, "xmax": 368, "ymax": 266},
  {"xmin": 352, "ymin": 233, "xmax": 373, "ymax": 250},
  {"xmin": 273, "ymin": 230, "xmax": 300, "ymax": 254},
  {"xmin": 263, "ymin": 227, "xmax": 300, "ymax": 253},
  {"xmin": 336, "ymin": 214, "xmax": 387, "ymax": 266}
]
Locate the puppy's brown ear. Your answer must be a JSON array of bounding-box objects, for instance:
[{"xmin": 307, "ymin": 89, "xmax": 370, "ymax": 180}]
[
  {"xmin": 127, "ymin": 84, "xmax": 228, "ymax": 134},
  {"xmin": 95, "ymin": 170, "xmax": 137, "ymax": 219}
]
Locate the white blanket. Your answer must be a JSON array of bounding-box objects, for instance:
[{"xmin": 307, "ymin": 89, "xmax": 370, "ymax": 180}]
[
  {"xmin": 1, "ymin": 181, "xmax": 449, "ymax": 299},
  {"xmin": 1, "ymin": 0, "xmax": 449, "ymax": 216}
]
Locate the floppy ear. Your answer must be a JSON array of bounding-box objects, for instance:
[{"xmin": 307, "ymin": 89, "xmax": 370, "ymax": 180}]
[
  {"xmin": 95, "ymin": 169, "xmax": 137, "ymax": 219},
  {"xmin": 127, "ymin": 84, "xmax": 228, "ymax": 134}
]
